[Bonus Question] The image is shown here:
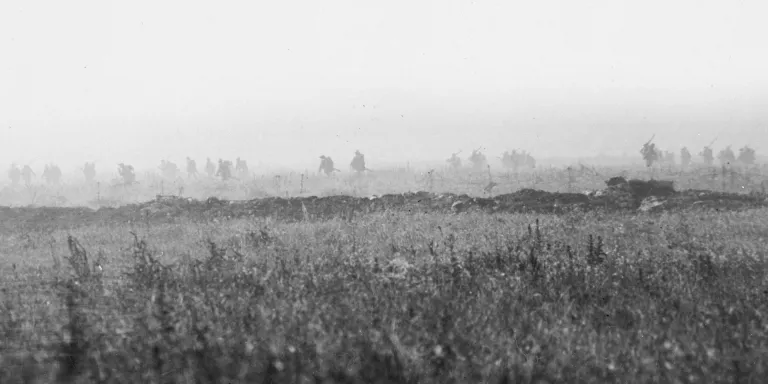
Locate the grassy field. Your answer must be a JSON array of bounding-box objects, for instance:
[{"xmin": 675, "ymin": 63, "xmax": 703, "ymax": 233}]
[
  {"xmin": 2, "ymin": 191, "xmax": 768, "ymax": 382},
  {"xmin": 1, "ymin": 163, "xmax": 767, "ymax": 382}
]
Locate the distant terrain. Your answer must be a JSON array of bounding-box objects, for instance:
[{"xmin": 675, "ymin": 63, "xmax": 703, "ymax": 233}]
[{"xmin": 1, "ymin": 161, "xmax": 767, "ymax": 383}]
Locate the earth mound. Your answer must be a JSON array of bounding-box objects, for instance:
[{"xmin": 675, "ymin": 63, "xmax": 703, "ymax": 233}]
[{"xmin": 1, "ymin": 184, "xmax": 766, "ymax": 230}]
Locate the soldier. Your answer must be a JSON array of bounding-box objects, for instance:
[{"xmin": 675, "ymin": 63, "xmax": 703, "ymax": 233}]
[
  {"xmin": 738, "ymin": 146, "xmax": 756, "ymax": 165},
  {"xmin": 21, "ymin": 165, "xmax": 35, "ymax": 185},
  {"xmin": 205, "ymin": 158, "xmax": 216, "ymax": 178},
  {"xmin": 680, "ymin": 147, "xmax": 692, "ymax": 168},
  {"xmin": 46, "ymin": 164, "xmax": 61, "ymax": 185},
  {"xmin": 500, "ymin": 150, "xmax": 516, "ymax": 171},
  {"xmin": 468, "ymin": 148, "xmax": 487, "ymax": 171},
  {"xmin": 318, "ymin": 155, "xmax": 339, "ymax": 176},
  {"xmin": 159, "ymin": 160, "xmax": 180, "ymax": 180},
  {"xmin": 216, "ymin": 159, "xmax": 232, "ymax": 181},
  {"xmin": 718, "ymin": 146, "xmax": 736, "ymax": 166},
  {"xmin": 52, "ymin": 164, "xmax": 62, "ymax": 184},
  {"xmin": 42, "ymin": 165, "xmax": 51, "ymax": 184},
  {"xmin": 159, "ymin": 160, "xmax": 167, "ymax": 178},
  {"xmin": 186, "ymin": 157, "xmax": 198, "ymax": 179},
  {"xmin": 8, "ymin": 164, "xmax": 21, "ymax": 185},
  {"xmin": 350, "ymin": 150, "xmax": 368, "ymax": 173},
  {"xmin": 664, "ymin": 151, "xmax": 675, "ymax": 166},
  {"xmin": 700, "ymin": 146, "xmax": 714, "ymax": 166},
  {"xmin": 83, "ymin": 162, "xmax": 96, "ymax": 183},
  {"xmin": 640, "ymin": 142, "xmax": 659, "ymax": 168},
  {"xmin": 42, "ymin": 164, "xmax": 62, "ymax": 185},
  {"xmin": 523, "ymin": 151, "xmax": 536, "ymax": 169},
  {"xmin": 235, "ymin": 157, "xmax": 249, "ymax": 178},
  {"xmin": 447, "ymin": 151, "xmax": 462, "ymax": 170},
  {"xmin": 117, "ymin": 163, "xmax": 136, "ymax": 185}
]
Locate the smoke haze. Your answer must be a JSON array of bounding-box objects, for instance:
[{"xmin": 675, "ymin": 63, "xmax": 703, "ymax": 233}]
[{"xmin": 2, "ymin": 0, "xmax": 767, "ymax": 173}]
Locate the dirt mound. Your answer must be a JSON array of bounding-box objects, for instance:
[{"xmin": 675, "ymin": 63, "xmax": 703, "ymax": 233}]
[
  {"xmin": 587, "ymin": 179, "xmax": 677, "ymax": 210},
  {"xmin": 2, "ymin": 187, "xmax": 766, "ymax": 229}
]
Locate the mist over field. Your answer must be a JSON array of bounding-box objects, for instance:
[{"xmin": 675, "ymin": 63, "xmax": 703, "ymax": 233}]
[
  {"xmin": 2, "ymin": 0, "xmax": 767, "ymax": 175},
  {"xmin": 5, "ymin": 2, "xmax": 768, "ymax": 382}
]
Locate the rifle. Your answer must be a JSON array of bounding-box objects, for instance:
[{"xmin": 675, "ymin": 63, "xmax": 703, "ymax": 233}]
[
  {"xmin": 644, "ymin": 134, "xmax": 656, "ymax": 146},
  {"xmin": 708, "ymin": 136, "xmax": 718, "ymax": 147}
]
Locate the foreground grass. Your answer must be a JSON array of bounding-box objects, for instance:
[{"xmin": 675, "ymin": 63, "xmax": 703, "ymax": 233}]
[{"xmin": 1, "ymin": 208, "xmax": 767, "ymax": 383}]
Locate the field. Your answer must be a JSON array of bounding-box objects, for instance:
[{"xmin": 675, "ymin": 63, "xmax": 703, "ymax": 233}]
[{"xmin": 2, "ymin": 163, "xmax": 768, "ymax": 383}]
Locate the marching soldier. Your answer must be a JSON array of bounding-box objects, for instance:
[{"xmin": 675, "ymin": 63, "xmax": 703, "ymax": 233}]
[
  {"xmin": 318, "ymin": 155, "xmax": 339, "ymax": 176},
  {"xmin": 21, "ymin": 165, "xmax": 35, "ymax": 185},
  {"xmin": 350, "ymin": 150, "xmax": 368, "ymax": 173},
  {"xmin": 186, "ymin": 157, "xmax": 198, "ymax": 179},
  {"xmin": 205, "ymin": 158, "xmax": 216, "ymax": 178},
  {"xmin": 8, "ymin": 164, "xmax": 21, "ymax": 185},
  {"xmin": 83, "ymin": 162, "xmax": 96, "ymax": 183}
]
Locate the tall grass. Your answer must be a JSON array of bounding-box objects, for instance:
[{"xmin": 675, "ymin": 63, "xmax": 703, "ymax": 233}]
[{"xmin": 1, "ymin": 209, "xmax": 767, "ymax": 383}]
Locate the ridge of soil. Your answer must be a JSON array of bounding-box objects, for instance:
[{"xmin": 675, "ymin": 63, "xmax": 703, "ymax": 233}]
[{"xmin": 2, "ymin": 186, "xmax": 766, "ymax": 230}]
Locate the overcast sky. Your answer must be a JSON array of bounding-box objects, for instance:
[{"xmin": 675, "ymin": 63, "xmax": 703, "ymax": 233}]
[{"xmin": 1, "ymin": 0, "xmax": 767, "ymax": 171}]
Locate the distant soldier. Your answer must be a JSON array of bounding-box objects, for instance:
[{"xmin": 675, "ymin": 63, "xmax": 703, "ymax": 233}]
[
  {"xmin": 318, "ymin": 155, "xmax": 339, "ymax": 176},
  {"xmin": 501, "ymin": 150, "xmax": 516, "ymax": 171},
  {"xmin": 700, "ymin": 146, "xmax": 714, "ymax": 166},
  {"xmin": 235, "ymin": 157, "xmax": 249, "ymax": 178},
  {"xmin": 446, "ymin": 151, "xmax": 462, "ymax": 170},
  {"xmin": 117, "ymin": 163, "xmax": 136, "ymax": 185},
  {"xmin": 350, "ymin": 150, "xmax": 368, "ymax": 173},
  {"xmin": 21, "ymin": 165, "xmax": 35, "ymax": 185},
  {"xmin": 680, "ymin": 147, "xmax": 692, "ymax": 168},
  {"xmin": 158, "ymin": 160, "xmax": 180, "ymax": 180},
  {"xmin": 640, "ymin": 142, "xmax": 659, "ymax": 168},
  {"xmin": 186, "ymin": 157, "xmax": 198, "ymax": 179},
  {"xmin": 717, "ymin": 146, "xmax": 736, "ymax": 166},
  {"xmin": 502, "ymin": 150, "xmax": 535, "ymax": 171},
  {"xmin": 468, "ymin": 148, "xmax": 487, "ymax": 171},
  {"xmin": 738, "ymin": 146, "xmax": 756, "ymax": 165},
  {"xmin": 53, "ymin": 164, "xmax": 62, "ymax": 184},
  {"xmin": 8, "ymin": 164, "xmax": 21, "ymax": 185},
  {"xmin": 42, "ymin": 165, "xmax": 51, "ymax": 184},
  {"xmin": 523, "ymin": 151, "xmax": 536, "ymax": 169},
  {"xmin": 205, "ymin": 158, "xmax": 216, "ymax": 178},
  {"xmin": 663, "ymin": 151, "xmax": 675, "ymax": 166},
  {"xmin": 216, "ymin": 159, "xmax": 233, "ymax": 181},
  {"xmin": 83, "ymin": 162, "xmax": 96, "ymax": 183},
  {"xmin": 42, "ymin": 163, "xmax": 62, "ymax": 185}
]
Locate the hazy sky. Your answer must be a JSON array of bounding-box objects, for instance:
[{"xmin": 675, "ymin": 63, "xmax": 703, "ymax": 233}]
[{"xmin": 2, "ymin": 0, "xmax": 767, "ymax": 171}]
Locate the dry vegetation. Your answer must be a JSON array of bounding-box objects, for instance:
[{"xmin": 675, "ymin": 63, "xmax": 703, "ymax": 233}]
[{"xmin": 1, "ymin": 164, "xmax": 768, "ymax": 383}]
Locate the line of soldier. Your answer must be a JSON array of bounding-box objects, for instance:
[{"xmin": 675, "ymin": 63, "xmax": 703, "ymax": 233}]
[
  {"xmin": 6, "ymin": 157, "xmax": 253, "ymax": 186},
  {"xmin": 445, "ymin": 149, "xmax": 537, "ymax": 171},
  {"xmin": 641, "ymin": 143, "xmax": 757, "ymax": 168},
  {"xmin": 9, "ymin": 144, "xmax": 756, "ymax": 186}
]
